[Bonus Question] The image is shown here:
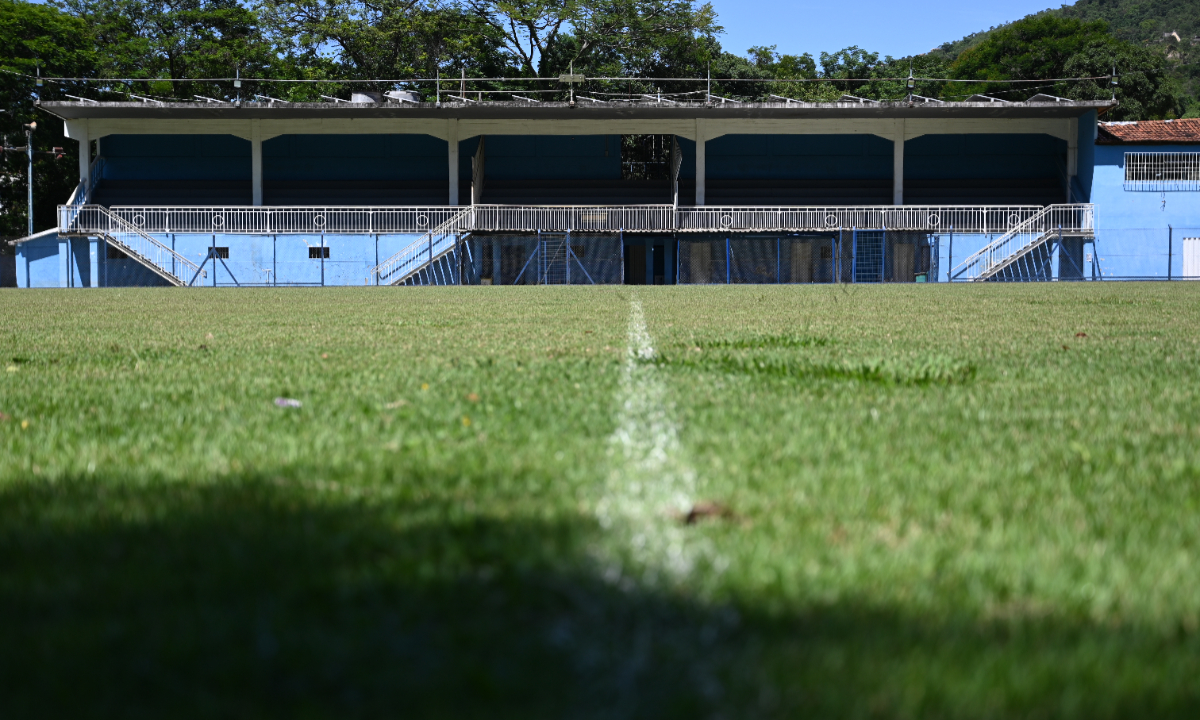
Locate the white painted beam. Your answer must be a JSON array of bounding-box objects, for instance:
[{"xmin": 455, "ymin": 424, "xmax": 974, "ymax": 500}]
[{"xmin": 695, "ymin": 118, "xmax": 706, "ymax": 206}]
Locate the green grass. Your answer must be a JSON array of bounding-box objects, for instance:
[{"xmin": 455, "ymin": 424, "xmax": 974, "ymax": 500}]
[{"xmin": 2, "ymin": 284, "xmax": 1199, "ymax": 718}]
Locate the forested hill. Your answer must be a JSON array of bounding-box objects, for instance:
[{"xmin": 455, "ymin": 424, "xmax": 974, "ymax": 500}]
[{"xmin": 936, "ymin": 0, "xmax": 1198, "ymax": 110}]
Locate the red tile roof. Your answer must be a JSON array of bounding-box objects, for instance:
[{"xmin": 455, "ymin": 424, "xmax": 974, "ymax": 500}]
[{"xmin": 1097, "ymin": 119, "xmax": 1200, "ymax": 145}]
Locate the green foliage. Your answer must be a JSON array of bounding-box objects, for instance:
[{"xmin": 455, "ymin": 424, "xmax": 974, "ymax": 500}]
[
  {"xmin": 0, "ymin": 0, "xmax": 95, "ymax": 237},
  {"xmin": 53, "ymin": 0, "xmax": 278, "ymax": 101},
  {"xmin": 948, "ymin": 13, "xmax": 1187, "ymax": 118}
]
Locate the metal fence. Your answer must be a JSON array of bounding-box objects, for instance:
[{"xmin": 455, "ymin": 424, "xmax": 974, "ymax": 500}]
[
  {"xmin": 470, "ymin": 205, "xmax": 674, "ymax": 233},
  {"xmin": 462, "ymin": 234, "xmax": 624, "ymax": 285},
  {"xmin": 677, "ymin": 206, "xmax": 1048, "ymax": 233},
  {"xmin": 679, "ymin": 235, "xmax": 856, "ymax": 284},
  {"xmin": 62, "ymin": 203, "xmax": 1096, "ymax": 237}
]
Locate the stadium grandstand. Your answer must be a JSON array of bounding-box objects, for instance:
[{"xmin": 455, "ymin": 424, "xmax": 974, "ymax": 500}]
[{"xmin": 10, "ymin": 88, "xmax": 1196, "ymax": 286}]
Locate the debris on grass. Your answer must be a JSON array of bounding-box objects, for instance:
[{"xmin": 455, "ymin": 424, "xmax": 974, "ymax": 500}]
[
  {"xmin": 466, "ymin": 393, "xmax": 480, "ymax": 402},
  {"xmin": 384, "ymin": 399, "xmax": 407, "ymax": 409},
  {"xmin": 274, "ymin": 397, "xmax": 302, "ymax": 408},
  {"xmin": 5, "ymin": 365, "xmax": 17, "ymax": 373},
  {"xmin": 678, "ymin": 501, "xmax": 736, "ymax": 525},
  {"xmin": 0, "ymin": 412, "xmax": 9, "ymax": 421},
  {"xmin": 1076, "ymin": 332, "xmax": 1088, "ymax": 338}
]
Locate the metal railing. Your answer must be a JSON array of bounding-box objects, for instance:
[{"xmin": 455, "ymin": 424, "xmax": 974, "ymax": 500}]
[
  {"xmin": 61, "ymin": 204, "xmax": 1083, "ymax": 236},
  {"xmin": 471, "ymin": 205, "xmax": 674, "ymax": 233},
  {"xmin": 103, "ymin": 206, "xmax": 466, "ymax": 235},
  {"xmin": 1124, "ymin": 151, "xmax": 1200, "ymax": 192},
  {"xmin": 373, "ymin": 207, "xmax": 475, "ymax": 285},
  {"xmin": 59, "ymin": 204, "xmax": 202, "ymax": 286},
  {"xmin": 677, "ymin": 206, "xmax": 1046, "ymax": 233},
  {"xmin": 951, "ymin": 204, "xmax": 1095, "ymax": 281}
]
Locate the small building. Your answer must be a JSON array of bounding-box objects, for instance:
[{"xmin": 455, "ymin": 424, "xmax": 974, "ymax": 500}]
[
  {"xmin": 13, "ymin": 93, "xmax": 1111, "ymax": 286},
  {"xmin": 1093, "ymin": 118, "xmax": 1200, "ymax": 279}
]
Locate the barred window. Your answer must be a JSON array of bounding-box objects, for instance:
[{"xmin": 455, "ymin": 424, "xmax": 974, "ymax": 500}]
[{"xmin": 1124, "ymin": 152, "xmax": 1200, "ymax": 191}]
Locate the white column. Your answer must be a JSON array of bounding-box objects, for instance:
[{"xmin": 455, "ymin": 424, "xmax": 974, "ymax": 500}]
[
  {"xmin": 695, "ymin": 118, "xmax": 706, "ymax": 206},
  {"xmin": 251, "ymin": 119, "xmax": 263, "ymax": 206},
  {"xmin": 893, "ymin": 119, "xmax": 905, "ymax": 206},
  {"xmin": 77, "ymin": 123, "xmax": 90, "ymax": 199},
  {"xmin": 1066, "ymin": 118, "xmax": 1078, "ymax": 202},
  {"xmin": 447, "ymin": 119, "xmax": 459, "ymax": 206}
]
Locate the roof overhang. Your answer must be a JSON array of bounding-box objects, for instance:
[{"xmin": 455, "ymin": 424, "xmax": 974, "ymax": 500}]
[{"xmin": 39, "ymin": 99, "xmax": 1114, "ymax": 122}]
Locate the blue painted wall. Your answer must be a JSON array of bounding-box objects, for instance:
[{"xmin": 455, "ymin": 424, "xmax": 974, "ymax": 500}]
[
  {"xmin": 706, "ymin": 134, "xmax": 893, "ymax": 179},
  {"xmin": 477, "ymin": 135, "xmax": 622, "ymax": 180},
  {"xmin": 102, "ymin": 135, "xmax": 251, "ymax": 180},
  {"xmin": 1090, "ymin": 143, "xmax": 1200, "ymax": 278},
  {"xmin": 265, "ymin": 135, "xmax": 447, "ymax": 181}
]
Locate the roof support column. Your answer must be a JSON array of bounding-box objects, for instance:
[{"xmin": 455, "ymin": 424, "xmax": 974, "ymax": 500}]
[
  {"xmin": 448, "ymin": 119, "xmax": 460, "ymax": 206},
  {"xmin": 695, "ymin": 118, "xmax": 706, "ymax": 206},
  {"xmin": 1066, "ymin": 118, "xmax": 1078, "ymax": 202},
  {"xmin": 76, "ymin": 121, "xmax": 89, "ymax": 201},
  {"xmin": 893, "ymin": 119, "xmax": 905, "ymax": 206},
  {"xmin": 251, "ymin": 119, "xmax": 263, "ymax": 206}
]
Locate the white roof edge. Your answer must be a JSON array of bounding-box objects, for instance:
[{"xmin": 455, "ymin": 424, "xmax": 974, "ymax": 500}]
[{"xmin": 9, "ymin": 227, "xmax": 59, "ymax": 245}]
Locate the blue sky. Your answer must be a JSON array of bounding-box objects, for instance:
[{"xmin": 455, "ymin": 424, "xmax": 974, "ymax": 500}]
[{"xmin": 710, "ymin": 0, "xmax": 1066, "ymax": 60}]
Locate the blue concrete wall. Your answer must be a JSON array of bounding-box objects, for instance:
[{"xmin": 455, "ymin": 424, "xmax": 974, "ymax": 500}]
[
  {"xmin": 1090, "ymin": 143, "xmax": 1200, "ymax": 278},
  {"xmin": 478, "ymin": 135, "xmax": 622, "ymax": 180},
  {"xmin": 102, "ymin": 135, "xmax": 251, "ymax": 180},
  {"xmin": 265, "ymin": 135, "xmax": 448, "ymax": 181},
  {"xmin": 15, "ymin": 235, "xmax": 60, "ymax": 287},
  {"xmin": 706, "ymin": 134, "xmax": 893, "ymax": 179}
]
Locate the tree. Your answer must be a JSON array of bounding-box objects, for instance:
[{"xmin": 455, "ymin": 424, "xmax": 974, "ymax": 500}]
[
  {"xmin": 55, "ymin": 0, "xmax": 278, "ymax": 100},
  {"xmin": 258, "ymin": 0, "xmax": 510, "ymax": 100},
  {"xmin": 948, "ymin": 13, "xmax": 1186, "ymax": 117},
  {"xmin": 0, "ymin": 0, "xmax": 96, "ymax": 236}
]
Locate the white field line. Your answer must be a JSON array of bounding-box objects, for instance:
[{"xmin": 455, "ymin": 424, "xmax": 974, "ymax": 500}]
[{"xmin": 595, "ymin": 298, "xmax": 712, "ymax": 586}]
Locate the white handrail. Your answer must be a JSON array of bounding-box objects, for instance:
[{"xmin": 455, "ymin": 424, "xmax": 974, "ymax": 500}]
[
  {"xmin": 951, "ymin": 204, "xmax": 1095, "ymax": 281},
  {"xmin": 372, "ymin": 208, "xmax": 474, "ymax": 285}
]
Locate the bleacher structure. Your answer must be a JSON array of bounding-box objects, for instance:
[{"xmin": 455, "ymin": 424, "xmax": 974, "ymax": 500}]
[{"xmin": 15, "ymin": 91, "xmax": 1110, "ymax": 287}]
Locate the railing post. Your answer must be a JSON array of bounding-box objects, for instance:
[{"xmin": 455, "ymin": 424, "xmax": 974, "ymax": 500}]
[
  {"xmin": 947, "ymin": 225, "xmax": 954, "ymax": 282},
  {"xmin": 1168, "ymin": 225, "xmax": 1173, "ymax": 281}
]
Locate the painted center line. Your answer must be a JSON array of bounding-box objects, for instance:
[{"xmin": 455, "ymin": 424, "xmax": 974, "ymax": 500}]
[{"xmin": 595, "ymin": 297, "xmax": 709, "ymax": 586}]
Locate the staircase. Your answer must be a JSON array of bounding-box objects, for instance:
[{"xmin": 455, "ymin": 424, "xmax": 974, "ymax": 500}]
[
  {"xmin": 59, "ymin": 204, "xmax": 202, "ymax": 286},
  {"xmin": 373, "ymin": 207, "xmax": 474, "ymax": 285},
  {"xmin": 950, "ymin": 204, "xmax": 1094, "ymax": 282}
]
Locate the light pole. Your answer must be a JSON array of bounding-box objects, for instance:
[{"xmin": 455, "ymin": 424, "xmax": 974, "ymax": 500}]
[{"xmin": 25, "ymin": 122, "xmax": 35, "ymax": 236}]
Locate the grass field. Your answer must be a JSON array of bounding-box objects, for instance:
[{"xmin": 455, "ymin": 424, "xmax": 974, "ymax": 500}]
[{"xmin": 2, "ymin": 283, "xmax": 1199, "ymax": 718}]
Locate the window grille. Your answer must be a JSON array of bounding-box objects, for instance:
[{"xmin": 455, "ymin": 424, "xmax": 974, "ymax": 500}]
[
  {"xmin": 1124, "ymin": 152, "xmax": 1200, "ymax": 191},
  {"xmin": 308, "ymin": 246, "xmax": 330, "ymax": 259},
  {"xmin": 208, "ymin": 247, "xmax": 229, "ymax": 259}
]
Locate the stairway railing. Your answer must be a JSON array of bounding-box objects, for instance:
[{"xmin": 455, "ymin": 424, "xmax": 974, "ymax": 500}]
[
  {"xmin": 372, "ymin": 207, "xmax": 475, "ymax": 285},
  {"xmin": 59, "ymin": 204, "xmax": 201, "ymax": 286},
  {"xmin": 950, "ymin": 204, "xmax": 1094, "ymax": 281}
]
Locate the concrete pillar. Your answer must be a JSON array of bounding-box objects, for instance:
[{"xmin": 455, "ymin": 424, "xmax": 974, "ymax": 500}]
[
  {"xmin": 251, "ymin": 119, "xmax": 263, "ymax": 206},
  {"xmin": 695, "ymin": 119, "xmax": 706, "ymax": 206},
  {"xmin": 447, "ymin": 119, "xmax": 460, "ymax": 206},
  {"xmin": 1066, "ymin": 118, "xmax": 1078, "ymax": 202},
  {"xmin": 89, "ymin": 237, "xmax": 100, "ymax": 287},
  {"xmin": 77, "ymin": 124, "xmax": 90, "ymax": 201},
  {"xmin": 58, "ymin": 237, "xmax": 69, "ymax": 287},
  {"xmin": 893, "ymin": 119, "xmax": 905, "ymax": 206}
]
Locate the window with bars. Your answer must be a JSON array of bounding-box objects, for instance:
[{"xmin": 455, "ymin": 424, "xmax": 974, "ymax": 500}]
[
  {"xmin": 1124, "ymin": 152, "xmax": 1200, "ymax": 191},
  {"xmin": 309, "ymin": 246, "xmax": 330, "ymax": 259}
]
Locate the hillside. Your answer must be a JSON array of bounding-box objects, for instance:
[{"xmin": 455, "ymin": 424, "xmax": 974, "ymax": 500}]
[{"xmin": 934, "ymin": 0, "xmax": 1198, "ymax": 114}]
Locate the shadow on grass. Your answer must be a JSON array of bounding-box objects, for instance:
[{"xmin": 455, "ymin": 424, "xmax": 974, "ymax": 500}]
[{"xmin": 1, "ymin": 476, "xmax": 1197, "ymax": 719}]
